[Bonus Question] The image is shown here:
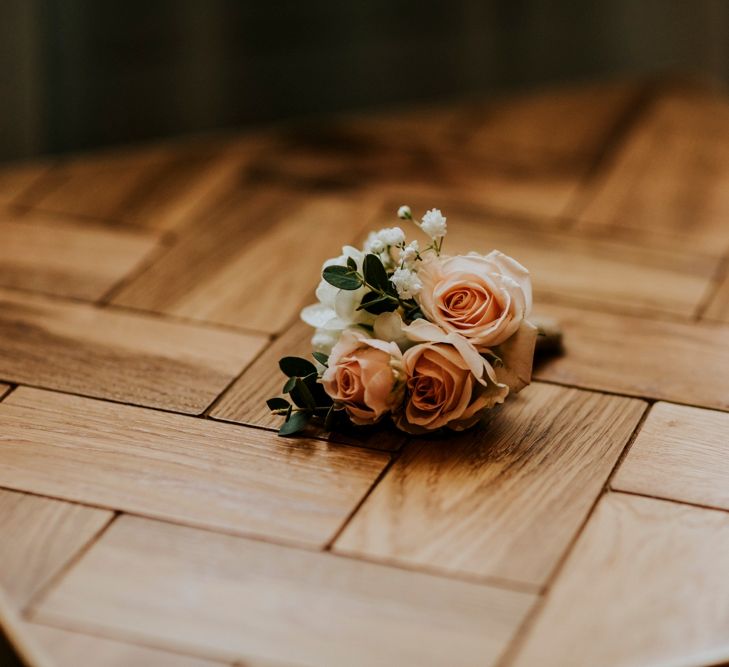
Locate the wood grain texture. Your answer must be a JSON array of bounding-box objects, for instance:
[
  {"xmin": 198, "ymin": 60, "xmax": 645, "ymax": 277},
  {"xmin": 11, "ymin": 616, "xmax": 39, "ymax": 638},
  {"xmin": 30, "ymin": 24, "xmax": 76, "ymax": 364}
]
[
  {"xmin": 0, "ymin": 384, "xmax": 9, "ymax": 401},
  {"xmin": 0, "ymin": 489, "xmax": 112, "ymax": 609},
  {"xmin": 335, "ymin": 383, "xmax": 646, "ymax": 587},
  {"xmin": 29, "ymin": 624, "xmax": 227, "ymax": 667},
  {"xmin": 112, "ymin": 191, "xmax": 377, "ymax": 333},
  {"xmin": 35, "ymin": 515, "xmax": 535, "ymax": 667},
  {"xmin": 0, "ymin": 162, "xmax": 48, "ymax": 204},
  {"xmin": 533, "ymin": 303, "xmax": 729, "ymax": 411},
  {"xmin": 252, "ymin": 83, "xmax": 641, "ymax": 222},
  {"xmin": 613, "ymin": 402, "xmax": 729, "ymax": 510},
  {"xmin": 576, "ymin": 89, "xmax": 729, "ymax": 253},
  {"xmin": 210, "ymin": 319, "xmax": 406, "ymax": 451},
  {"xmin": 465, "ymin": 81, "xmax": 640, "ymax": 169},
  {"xmin": 703, "ymin": 268, "xmax": 729, "ymax": 323},
  {"xmin": 0, "ymin": 288, "xmax": 267, "ymax": 413},
  {"xmin": 510, "ymin": 493, "xmax": 729, "ymax": 667},
  {"xmin": 0, "ymin": 209, "xmax": 160, "ymax": 300},
  {"xmin": 396, "ymin": 197, "xmax": 717, "ymax": 318},
  {"xmin": 0, "ymin": 588, "xmax": 55, "ymax": 667},
  {"xmin": 0, "ymin": 387, "xmax": 389, "ymax": 546},
  {"xmin": 18, "ymin": 139, "xmax": 259, "ymax": 231}
]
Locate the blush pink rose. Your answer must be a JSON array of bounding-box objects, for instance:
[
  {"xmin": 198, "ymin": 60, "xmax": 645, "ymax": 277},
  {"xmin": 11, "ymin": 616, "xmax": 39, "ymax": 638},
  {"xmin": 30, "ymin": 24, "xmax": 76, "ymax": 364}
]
[
  {"xmin": 416, "ymin": 251, "xmax": 532, "ymax": 350},
  {"xmin": 393, "ymin": 319, "xmax": 508, "ymax": 434},
  {"xmin": 321, "ymin": 330, "xmax": 404, "ymax": 425}
]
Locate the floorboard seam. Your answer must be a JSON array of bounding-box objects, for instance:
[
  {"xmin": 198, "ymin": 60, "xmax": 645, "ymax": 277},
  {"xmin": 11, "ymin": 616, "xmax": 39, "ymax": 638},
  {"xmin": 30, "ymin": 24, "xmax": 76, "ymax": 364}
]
[
  {"xmin": 494, "ymin": 398, "xmax": 653, "ymax": 667},
  {"xmin": 23, "ymin": 512, "xmax": 119, "ymax": 616}
]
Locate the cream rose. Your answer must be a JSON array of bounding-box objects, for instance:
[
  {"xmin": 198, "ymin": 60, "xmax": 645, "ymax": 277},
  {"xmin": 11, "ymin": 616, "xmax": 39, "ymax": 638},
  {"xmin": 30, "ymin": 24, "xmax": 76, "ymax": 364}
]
[
  {"xmin": 322, "ymin": 330, "xmax": 404, "ymax": 425},
  {"xmin": 416, "ymin": 251, "xmax": 532, "ymax": 349},
  {"xmin": 394, "ymin": 319, "xmax": 508, "ymax": 434}
]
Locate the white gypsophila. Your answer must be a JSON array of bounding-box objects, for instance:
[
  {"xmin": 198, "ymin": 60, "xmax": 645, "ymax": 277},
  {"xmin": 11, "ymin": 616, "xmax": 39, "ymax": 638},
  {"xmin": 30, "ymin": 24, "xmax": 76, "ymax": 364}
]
[
  {"xmin": 378, "ymin": 227, "xmax": 405, "ymax": 246},
  {"xmin": 420, "ymin": 208, "xmax": 447, "ymax": 238},
  {"xmin": 363, "ymin": 231, "xmax": 386, "ymax": 255},
  {"xmin": 400, "ymin": 240, "xmax": 420, "ymax": 268},
  {"xmin": 390, "ymin": 267, "xmax": 423, "ymax": 300},
  {"xmin": 397, "ymin": 205, "xmax": 412, "ymax": 220}
]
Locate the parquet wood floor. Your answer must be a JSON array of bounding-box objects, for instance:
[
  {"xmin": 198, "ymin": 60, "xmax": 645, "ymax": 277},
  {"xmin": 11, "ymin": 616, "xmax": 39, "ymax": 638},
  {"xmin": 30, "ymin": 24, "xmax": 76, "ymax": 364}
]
[{"xmin": 2, "ymin": 80, "xmax": 728, "ymax": 667}]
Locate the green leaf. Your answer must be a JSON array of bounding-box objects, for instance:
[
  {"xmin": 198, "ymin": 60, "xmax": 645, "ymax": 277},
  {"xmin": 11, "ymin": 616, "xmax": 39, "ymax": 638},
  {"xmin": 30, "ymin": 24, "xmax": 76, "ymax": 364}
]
[
  {"xmin": 279, "ymin": 356, "xmax": 318, "ymax": 378},
  {"xmin": 290, "ymin": 378, "xmax": 316, "ymax": 410},
  {"xmin": 312, "ymin": 351, "xmax": 329, "ymax": 367},
  {"xmin": 346, "ymin": 256, "xmax": 357, "ymax": 271},
  {"xmin": 362, "ymin": 254, "xmax": 389, "ymax": 291},
  {"xmin": 358, "ymin": 291, "xmax": 398, "ymax": 314},
  {"xmin": 278, "ymin": 411, "xmax": 310, "ymax": 436},
  {"xmin": 266, "ymin": 397, "xmax": 290, "ymax": 412},
  {"xmin": 324, "ymin": 405, "xmax": 338, "ymax": 431},
  {"xmin": 322, "ymin": 265, "xmax": 362, "ymax": 290},
  {"xmin": 282, "ymin": 377, "xmax": 296, "ymax": 393}
]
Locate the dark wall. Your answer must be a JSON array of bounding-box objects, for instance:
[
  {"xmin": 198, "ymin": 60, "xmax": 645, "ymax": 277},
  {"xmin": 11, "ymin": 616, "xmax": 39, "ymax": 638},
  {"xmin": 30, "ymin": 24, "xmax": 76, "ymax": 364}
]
[{"xmin": 1, "ymin": 0, "xmax": 728, "ymax": 160}]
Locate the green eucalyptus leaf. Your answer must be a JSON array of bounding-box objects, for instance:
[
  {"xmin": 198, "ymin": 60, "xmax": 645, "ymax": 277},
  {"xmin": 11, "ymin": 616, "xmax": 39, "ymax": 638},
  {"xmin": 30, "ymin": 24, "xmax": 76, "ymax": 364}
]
[
  {"xmin": 278, "ymin": 411, "xmax": 310, "ymax": 436},
  {"xmin": 346, "ymin": 256, "xmax": 357, "ymax": 271},
  {"xmin": 312, "ymin": 351, "xmax": 329, "ymax": 367},
  {"xmin": 279, "ymin": 356, "xmax": 318, "ymax": 378},
  {"xmin": 290, "ymin": 378, "xmax": 316, "ymax": 410},
  {"xmin": 282, "ymin": 377, "xmax": 296, "ymax": 393},
  {"xmin": 266, "ymin": 397, "xmax": 290, "ymax": 412},
  {"xmin": 322, "ymin": 265, "xmax": 362, "ymax": 290},
  {"xmin": 362, "ymin": 254, "xmax": 389, "ymax": 291},
  {"xmin": 358, "ymin": 291, "xmax": 398, "ymax": 314}
]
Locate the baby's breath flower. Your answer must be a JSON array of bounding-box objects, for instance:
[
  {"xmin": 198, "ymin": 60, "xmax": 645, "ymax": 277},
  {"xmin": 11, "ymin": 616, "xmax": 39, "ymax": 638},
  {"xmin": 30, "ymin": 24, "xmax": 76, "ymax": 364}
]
[
  {"xmin": 397, "ymin": 205, "xmax": 412, "ymax": 220},
  {"xmin": 390, "ymin": 267, "xmax": 423, "ymax": 300},
  {"xmin": 420, "ymin": 208, "xmax": 447, "ymax": 239},
  {"xmin": 364, "ymin": 231, "xmax": 386, "ymax": 255},
  {"xmin": 379, "ymin": 227, "xmax": 405, "ymax": 247},
  {"xmin": 400, "ymin": 240, "xmax": 420, "ymax": 268}
]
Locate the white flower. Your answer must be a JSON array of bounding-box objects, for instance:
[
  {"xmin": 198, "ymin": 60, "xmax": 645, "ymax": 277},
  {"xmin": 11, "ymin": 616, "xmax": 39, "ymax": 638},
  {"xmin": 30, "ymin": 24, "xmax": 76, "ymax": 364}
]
[
  {"xmin": 312, "ymin": 327, "xmax": 341, "ymax": 356},
  {"xmin": 301, "ymin": 245, "xmax": 375, "ymax": 352},
  {"xmin": 364, "ymin": 231, "xmax": 386, "ymax": 255},
  {"xmin": 378, "ymin": 227, "xmax": 405, "ymax": 247},
  {"xmin": 420, "ymin": 208, "xmax": 447, "ymax": 238},
  {"xmin": 390, "ymin": 267, "xmax": 423, "ymax": 299},
  {"xmin": 400, "ymin": 240, "xmax": 420, "ymax": 268},
  {"xmin": 397, "ymin": 205, "xmax": 412, "ymax": 220}
]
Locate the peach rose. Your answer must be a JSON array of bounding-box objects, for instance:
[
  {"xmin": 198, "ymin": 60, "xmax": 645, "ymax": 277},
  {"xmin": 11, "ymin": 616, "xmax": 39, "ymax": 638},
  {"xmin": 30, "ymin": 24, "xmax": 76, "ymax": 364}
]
[
  {"xmin": 322, "ymin": 330, "xmax": 404, "ymax": 425},
  {"xmin": 416, "ymin": 251, "xmax": 532, "ymax": 350},
  {"xmin": 394, "ymin": 319, "xmax": 508, "ymax": 434}
]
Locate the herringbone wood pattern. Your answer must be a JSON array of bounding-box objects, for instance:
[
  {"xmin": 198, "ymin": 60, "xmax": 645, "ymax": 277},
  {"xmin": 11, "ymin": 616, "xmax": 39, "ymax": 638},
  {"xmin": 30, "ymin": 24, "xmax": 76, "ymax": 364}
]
[{"xmin": 1, "ymin": 80, "xmax": 729, "ymax": 667}]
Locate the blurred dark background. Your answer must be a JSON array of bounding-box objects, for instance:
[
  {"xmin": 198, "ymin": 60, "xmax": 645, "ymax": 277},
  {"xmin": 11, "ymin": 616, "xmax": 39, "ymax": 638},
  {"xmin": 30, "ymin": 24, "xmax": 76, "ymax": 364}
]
[{"xmin": 1, "ymin": 0, "xmax": 728, "ymax": 161}]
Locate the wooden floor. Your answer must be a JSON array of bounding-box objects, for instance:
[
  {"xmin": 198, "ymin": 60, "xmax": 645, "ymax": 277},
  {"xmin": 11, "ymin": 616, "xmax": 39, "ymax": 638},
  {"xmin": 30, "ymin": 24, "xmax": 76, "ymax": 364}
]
[{"xmin": 1, "ymin": 79, "xmax": 729, "ymax": 667}]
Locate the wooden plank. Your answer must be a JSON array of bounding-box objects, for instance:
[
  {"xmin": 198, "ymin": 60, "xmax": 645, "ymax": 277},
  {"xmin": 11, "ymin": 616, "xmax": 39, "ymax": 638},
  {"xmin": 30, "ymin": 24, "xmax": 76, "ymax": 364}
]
[
  {"xmin": 210, "ymin": 319, "xmax": 406, "ymax": 451},
  {"xmin": 34, "ymin": 515, "xmax": 535, "ymax": 667},
  {"xmin": 703, "ymin": 268, "xmax": 729, "ymax": 323},
  {"xmin": 0, "ymin": 288, "xmax": 267, "ymax": 414},
  {"xmin": 0, "ymin": 209, "xmax": 160, "ymax": 300},
  {"xmin": 112, "ymin": 191, "xmax": 377, "ymax": 333},
  {"xmin": 0, "ymin": 588, "xmax": 55, "ymax": 667},
  {"xmin": 0, "ymin": 162, "xmax": 48, "ymax": 205},
  {"xmin": 510, "ymin": 493, "xmax": 729, "ymax": 667},
  {"xmin": 613, "ymin": 402, "xmax": 729, "ymax": 510},
  {"xmin": 464, "ymin": 81, "xmax": 641, "ymax": 169},
  {"xmin": 0, "ymin": 384, "xmax": 9, "ymax": 401},
  {"xmin": 0, "ymin": 489, "xmax": 112, "ymax": 609},
  {"xmin": 334, "ymin": 383, "xmax": 645, "ymax": 587},
  {"xmin": 533, "ymin": 303, "xmax": 729, "ymax": 412},
  {"xmin": 18, "ymin": 139, "xmax": 258, "ymax": 232},
  {"xmin": 0, "ymin": 387, "xmax": 389, "ymax": 547},
  {"xmin": 576, "ymin": 89, "xmax": 729, "ymax": 253},
  {"xmin": 28, "ymin": 624, "xmax": 227, "ymax": 667},
  {"xmin": 395, "ymin": 197, "xmax": 717, "ymax": 318}
]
